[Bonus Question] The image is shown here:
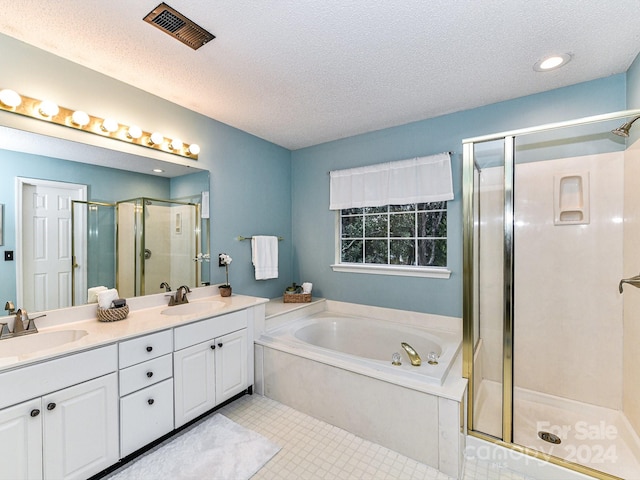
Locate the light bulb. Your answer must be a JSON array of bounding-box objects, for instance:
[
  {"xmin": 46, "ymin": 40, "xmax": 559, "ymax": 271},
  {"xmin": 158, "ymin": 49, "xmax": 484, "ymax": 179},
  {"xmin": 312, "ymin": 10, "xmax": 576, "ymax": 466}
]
[
  {"xmin": 71, "ymin": 110, "xmax": 90, "ymax": 127},
  {"xmin": 0, "ymin": 89, "xmax": 21, "ymax": 108},
  {"xmin": 38, "ymin": 100, "xmax": 59, "ymax": 117},
  {"xmin": 170, "ymin": 138, "xmax": 183, "ymax": 151},
  {"xmin": 534, "ymin": 53, "xmax": 572, "ymax": 72},
  {"xmin": 101, "ymin": 118, "xmax": 119, "ymax": 133},
  {"xmin": 127, "ymin": 125, "xmax": 142, "ymax": 139},
  {"xmin": 149, "ymin": 132, "xmax": 164, "ymax": 146},
  {"xmin": 187, "ymin": 143, "xmax": 200, "ymax": 155}
]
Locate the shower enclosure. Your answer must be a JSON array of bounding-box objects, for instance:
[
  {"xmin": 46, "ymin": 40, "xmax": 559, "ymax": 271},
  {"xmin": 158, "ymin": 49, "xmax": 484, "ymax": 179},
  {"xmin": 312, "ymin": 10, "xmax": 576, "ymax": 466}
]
[
  {"xmin": 72, "ymin": 197, "xmax": 202, "ymax": 304},
  {"xmin": 463, "ymin": 110, "xmax": 640, "ymax": 479},
  {"xmin": 116, "ymin": 198, "xmax": 200, "ymax": 298}
]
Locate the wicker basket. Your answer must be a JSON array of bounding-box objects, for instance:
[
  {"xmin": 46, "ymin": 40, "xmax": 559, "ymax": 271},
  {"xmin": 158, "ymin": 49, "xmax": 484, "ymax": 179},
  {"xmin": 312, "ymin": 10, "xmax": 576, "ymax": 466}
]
[
  {"xmin": 97, "ymin": 305, "xmax": 129, "ymax": 322},
  {"xmin": 283, "ymin": 292, "xmax": 312, "ymax": 303}
]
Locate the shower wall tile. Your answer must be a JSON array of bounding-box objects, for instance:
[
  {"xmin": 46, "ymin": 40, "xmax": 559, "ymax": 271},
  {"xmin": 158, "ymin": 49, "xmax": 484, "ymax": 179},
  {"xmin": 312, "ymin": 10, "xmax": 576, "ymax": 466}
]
[
  {"xmin": 623, "ymin": 139, "xmax": 640, "ymax": 433},
  {"xmin": 513, "ymin": 152, "xmax": 624, "ymax": 409}
]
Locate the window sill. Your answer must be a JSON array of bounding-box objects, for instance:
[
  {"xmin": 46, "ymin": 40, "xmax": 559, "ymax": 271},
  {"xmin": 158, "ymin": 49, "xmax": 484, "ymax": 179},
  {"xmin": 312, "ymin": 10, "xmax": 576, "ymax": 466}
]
[{"xmin": 330, "ymin": 263, "xmax": 451, "ymax": 279}]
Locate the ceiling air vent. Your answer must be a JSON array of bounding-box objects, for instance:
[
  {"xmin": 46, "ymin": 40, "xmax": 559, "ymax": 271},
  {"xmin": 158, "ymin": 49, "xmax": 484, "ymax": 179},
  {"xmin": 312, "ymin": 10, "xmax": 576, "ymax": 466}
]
[{"xmin": 143, "ymin": 3, "xmax": 215, "ymax": 50}]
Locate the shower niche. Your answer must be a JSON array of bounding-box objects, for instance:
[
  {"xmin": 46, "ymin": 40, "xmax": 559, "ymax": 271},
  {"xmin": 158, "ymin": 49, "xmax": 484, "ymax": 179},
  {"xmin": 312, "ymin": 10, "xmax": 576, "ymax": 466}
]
[{"xmin": 553, "ymin": 172, "xmax": 590, "ymax": 225}]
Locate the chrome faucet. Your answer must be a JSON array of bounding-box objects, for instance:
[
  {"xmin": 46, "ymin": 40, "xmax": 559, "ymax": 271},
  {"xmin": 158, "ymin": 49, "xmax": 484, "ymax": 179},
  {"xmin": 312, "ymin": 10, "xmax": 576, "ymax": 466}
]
[
  {"xmin": 401, "ymin": 342, "xmax": 422, "ymax": 366},
  {"xmin": 176, "ymin": 285, "xmax": 191, "ymax": 304},
  {"xmin": 167, "ymin": 285, "xmax": 191, "ymax": 306},
  {"xmin": 0, "ymin": 309, "xmax": 45, "ymax": 339},
  {"xmin": 4, "ymin": 301, "xmax": 15, "ymax": 315},
  {"xmin": 13, "ymin": 309, "xmax": 43, "ymax": 336}
]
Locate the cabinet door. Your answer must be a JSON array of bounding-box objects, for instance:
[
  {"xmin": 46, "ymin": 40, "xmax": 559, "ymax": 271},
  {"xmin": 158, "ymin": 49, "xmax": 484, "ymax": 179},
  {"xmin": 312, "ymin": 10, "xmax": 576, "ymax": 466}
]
[
  {"xmin": 173, "ymin": 340, "xmax": 216, "ymax": 428},
  {"xmin": 0, "ymin": 398, "xmax": 42, "ymax": 480},
  {"xmin": 120, "ymin": 379, "xmax": 174, "ymax": 457},
  {"xmin": 43, "ymin": 373, "xmax": 118, "ymax": 480},
  {"xmin": 215, "ymin": 329, "xmax": 248, "ymax": 405}
]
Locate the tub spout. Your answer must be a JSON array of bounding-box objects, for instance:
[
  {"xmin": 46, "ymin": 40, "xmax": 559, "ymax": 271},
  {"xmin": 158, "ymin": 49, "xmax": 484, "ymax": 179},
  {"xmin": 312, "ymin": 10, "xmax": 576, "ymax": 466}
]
[{"xmin": 401, "ymin": 342, "xmax": 421, "ymax": 366}]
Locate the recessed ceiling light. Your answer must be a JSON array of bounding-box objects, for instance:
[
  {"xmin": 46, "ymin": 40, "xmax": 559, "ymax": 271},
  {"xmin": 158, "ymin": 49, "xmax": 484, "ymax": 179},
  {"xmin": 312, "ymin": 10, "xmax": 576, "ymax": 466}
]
[
  {"xmin": 153, "ymin": 168, "xmax": 164, "ymax": 173},
  {"xmin": 534, "ymin": 53, "xmax": 572, "ymax": 72}
]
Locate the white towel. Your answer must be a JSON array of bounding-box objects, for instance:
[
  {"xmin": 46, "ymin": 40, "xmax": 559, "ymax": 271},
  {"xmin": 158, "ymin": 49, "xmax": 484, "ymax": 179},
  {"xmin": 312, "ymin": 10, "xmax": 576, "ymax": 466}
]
[
  {"xmin": 97, "ymin": 288, "xmax": 119, "ymax": 309},
  {"xmin": 87, "ymin": 286, "xmax": 108, "ymax": 304},
  {"xmin": 251, "ymin": 236, "xmax": 279, "ymax": 280}
]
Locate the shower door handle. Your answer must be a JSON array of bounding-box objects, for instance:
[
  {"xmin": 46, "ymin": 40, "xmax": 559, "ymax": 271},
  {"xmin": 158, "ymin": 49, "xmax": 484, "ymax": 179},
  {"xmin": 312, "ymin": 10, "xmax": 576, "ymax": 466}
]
[{"xmin": 618, "ymin": 274, "xmax": 640, "ymax": 293}]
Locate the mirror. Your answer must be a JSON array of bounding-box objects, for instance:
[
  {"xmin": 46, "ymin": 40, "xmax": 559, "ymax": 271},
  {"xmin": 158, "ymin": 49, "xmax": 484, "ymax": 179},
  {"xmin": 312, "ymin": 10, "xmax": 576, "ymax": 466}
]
[{"xmin": 0, "ymin": 126, "xmax": 210, "ymax": 312}]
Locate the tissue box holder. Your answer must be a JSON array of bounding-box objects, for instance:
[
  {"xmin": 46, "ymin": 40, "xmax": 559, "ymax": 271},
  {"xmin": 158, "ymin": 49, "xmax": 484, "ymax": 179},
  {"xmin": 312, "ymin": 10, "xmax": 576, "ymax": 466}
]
[
  {"xmin": 97, "ymin": 305, "xmax": 129, "ymax": 322},
  {"xmin": 283, "ymin": 292, "xmax": 312, "ymax": 303}
]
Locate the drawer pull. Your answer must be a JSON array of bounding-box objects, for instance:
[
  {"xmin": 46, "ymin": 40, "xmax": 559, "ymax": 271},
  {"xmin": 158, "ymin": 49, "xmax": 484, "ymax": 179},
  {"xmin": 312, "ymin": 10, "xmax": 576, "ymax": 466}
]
[
  {"xmin": 218, "ymin": 342, "xmax": 223, "ymax": 348},
  {"xmin": 30, "ymin": 409, "xmax": 40, "ymax": 417},
  {"xmin": 146, "ymin": 371, "xmax": 154, "ymax": 378},
  {"xmin": 46, "ymin": 403, "xmax": 56, "ymax": 411},
  {"xmin": 148, "ymin": 398, "xmax": 155, "ymax": 405},
  {"xmin": 146, "ymin": 346, "xmax": 153, "ymax": 352},
  {"xmin": 210, "ymin": 344, "xmax": 215, "ymax": 350}
]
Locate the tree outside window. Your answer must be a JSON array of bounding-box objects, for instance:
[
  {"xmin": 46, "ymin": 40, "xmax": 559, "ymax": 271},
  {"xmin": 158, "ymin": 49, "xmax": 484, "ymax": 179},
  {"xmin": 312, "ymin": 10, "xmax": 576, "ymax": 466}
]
[{"xmin": 340, "ymin": 202, "xmax": 447, "ymax": 267}]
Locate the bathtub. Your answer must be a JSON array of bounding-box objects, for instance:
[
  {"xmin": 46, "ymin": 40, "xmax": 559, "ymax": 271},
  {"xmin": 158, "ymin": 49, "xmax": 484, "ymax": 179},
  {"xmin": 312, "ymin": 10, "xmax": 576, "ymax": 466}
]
[
  {"xmin": 257, "ymin": 311, "xmax": 461, "ymax": 388},
  {"xmin": 255, "ymin": 306, "xmax": 467, "ymax": 477}
]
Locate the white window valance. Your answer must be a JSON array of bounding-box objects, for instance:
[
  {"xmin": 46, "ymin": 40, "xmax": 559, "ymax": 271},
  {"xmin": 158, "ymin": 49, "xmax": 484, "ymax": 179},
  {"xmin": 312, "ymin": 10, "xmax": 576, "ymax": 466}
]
[{"xmin": 329, "ymin": 152, "xmax": 453, "ymax": 210}]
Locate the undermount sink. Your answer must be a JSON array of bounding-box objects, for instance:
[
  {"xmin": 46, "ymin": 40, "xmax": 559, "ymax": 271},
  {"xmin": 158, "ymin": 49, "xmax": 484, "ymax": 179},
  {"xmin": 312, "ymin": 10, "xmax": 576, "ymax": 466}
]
[
  {"xmin": 0, "ymin": 329, "xmax": 88, "ymax": 358},
  {"xmin": 161, "ymin": 301, "xmax": 226, "ymax": 316}
]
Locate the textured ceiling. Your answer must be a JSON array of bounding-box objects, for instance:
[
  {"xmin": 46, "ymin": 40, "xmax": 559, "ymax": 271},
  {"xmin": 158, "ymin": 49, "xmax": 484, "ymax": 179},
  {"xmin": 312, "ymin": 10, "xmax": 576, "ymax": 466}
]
[{"xmin": 0, "ymin": 1, "xmax": 639, "ymax": 150}]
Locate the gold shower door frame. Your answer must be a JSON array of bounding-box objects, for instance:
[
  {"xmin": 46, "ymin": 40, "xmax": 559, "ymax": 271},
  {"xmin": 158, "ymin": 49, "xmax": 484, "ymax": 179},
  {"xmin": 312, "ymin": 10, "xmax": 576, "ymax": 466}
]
[{"xmin": 462, "ymin": 109, "xmax": 640, "ymax": 480}]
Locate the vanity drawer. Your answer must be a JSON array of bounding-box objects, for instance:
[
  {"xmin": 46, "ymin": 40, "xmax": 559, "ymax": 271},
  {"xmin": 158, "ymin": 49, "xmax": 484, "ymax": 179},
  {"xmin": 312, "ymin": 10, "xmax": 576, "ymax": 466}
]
[
  {"xmin": 174, "ymin": 310, "xmax": 247, "ymax": 351},
  {"xmin": 119, "ymin": 330, "xmax": 173, "ymax": 368},
  {"xmin": 119, "ymin": 353, "xmax": 172, "ymax": 396},
  {"xmin": 120, "ymin": 378, "xmax": 174, "ymax": 457}
]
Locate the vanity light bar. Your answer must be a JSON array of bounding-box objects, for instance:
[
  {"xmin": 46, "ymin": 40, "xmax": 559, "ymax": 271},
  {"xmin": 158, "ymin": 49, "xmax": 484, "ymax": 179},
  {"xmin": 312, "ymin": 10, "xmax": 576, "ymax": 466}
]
[{"xmin": 0, "ymin": 88, "xmax": 199, "ymax": 160}]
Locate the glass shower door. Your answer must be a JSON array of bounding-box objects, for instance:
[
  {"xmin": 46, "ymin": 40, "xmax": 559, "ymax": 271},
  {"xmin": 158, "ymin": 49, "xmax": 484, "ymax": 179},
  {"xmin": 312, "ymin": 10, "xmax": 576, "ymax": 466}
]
[
  {"xmin": 466, "ymin": 138, "xmax": 508, "ymax": 441},
  {"xmin": 72, "ymin": 201, "xmax": 116, "ymax": 305}
]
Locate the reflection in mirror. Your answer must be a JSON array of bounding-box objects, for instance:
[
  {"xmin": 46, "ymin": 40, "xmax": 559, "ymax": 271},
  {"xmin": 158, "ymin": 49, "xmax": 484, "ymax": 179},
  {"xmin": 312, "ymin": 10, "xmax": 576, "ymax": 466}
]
[{"xmin": 1, "ymin": 128, "xmax": 210, "ymax": 313}]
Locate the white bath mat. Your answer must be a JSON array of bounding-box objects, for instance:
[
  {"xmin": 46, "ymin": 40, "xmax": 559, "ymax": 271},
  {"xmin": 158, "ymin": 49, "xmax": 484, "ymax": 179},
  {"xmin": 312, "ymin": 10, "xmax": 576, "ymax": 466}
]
[{"xmin": 107, "ymin": 414, "xmax": 280, "ymax": 480}]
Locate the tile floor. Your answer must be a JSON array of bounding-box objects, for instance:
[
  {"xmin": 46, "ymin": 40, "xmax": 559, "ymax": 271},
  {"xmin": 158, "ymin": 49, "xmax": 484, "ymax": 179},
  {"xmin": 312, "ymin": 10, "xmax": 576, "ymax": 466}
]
[{"xmin": 219, "ymin": 394, "xmax": 539, "ymax": 480}]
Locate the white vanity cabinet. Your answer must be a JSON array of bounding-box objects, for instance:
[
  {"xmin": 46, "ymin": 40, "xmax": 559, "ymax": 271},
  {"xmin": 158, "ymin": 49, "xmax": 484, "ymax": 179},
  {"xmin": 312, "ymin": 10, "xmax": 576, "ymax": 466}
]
[
  {"xmin": 118, "ymin": 329, "xmax": 174, "ymax": 457},
  {"xmin": 0, "ymin": 345, "xmax": 119, "ymax": 480},
  {"xmin": 173, "ymin": 310, "xmax": 249, "ymax": 427}
]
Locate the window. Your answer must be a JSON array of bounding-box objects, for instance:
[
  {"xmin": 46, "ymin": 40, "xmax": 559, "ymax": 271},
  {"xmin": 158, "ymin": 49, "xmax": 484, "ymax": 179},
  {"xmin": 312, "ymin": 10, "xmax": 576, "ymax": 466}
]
[{"xmin": 339, "ymin": 202, "xmax": 447, "ymax": 267}]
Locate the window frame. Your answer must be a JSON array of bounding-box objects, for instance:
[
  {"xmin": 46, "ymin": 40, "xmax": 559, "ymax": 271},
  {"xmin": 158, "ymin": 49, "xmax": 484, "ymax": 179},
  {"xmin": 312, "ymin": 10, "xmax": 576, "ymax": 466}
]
[{"xmin": 332, "ymin": 203, "xmax": 451, "ymax": 279}]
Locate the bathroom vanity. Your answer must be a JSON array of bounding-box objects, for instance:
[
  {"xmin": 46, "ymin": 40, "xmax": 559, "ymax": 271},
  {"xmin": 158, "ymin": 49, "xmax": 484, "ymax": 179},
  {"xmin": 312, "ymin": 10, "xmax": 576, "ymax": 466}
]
[{"xmin": 0, "ymin": 288, "xmax": 266, "ymax": 480}]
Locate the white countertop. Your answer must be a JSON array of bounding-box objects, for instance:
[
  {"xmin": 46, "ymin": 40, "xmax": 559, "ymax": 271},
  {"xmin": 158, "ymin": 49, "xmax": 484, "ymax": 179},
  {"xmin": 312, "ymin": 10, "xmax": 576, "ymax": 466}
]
[{"xmin": 0, "ymin": 286, "xmax": 268, "ymax": 372}]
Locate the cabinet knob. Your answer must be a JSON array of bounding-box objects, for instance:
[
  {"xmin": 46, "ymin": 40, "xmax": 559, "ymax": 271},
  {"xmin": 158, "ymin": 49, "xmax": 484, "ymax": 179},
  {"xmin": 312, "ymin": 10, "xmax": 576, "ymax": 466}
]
[
  {"xmin": 46, "ymin": 403, "xmax": 56, "ymax": 411},
  {"xmin": 217, "ymin": 342, "xmax": 223, "ymax": 348},
  {"xmin": 146, "ymin": 371, "xmax": 154, "ymax": 378},
  {"xmin": 30, "ymin": 409, "xmax": 40, "ymax": 417},
  {"xmin": 146, "ymin": 346, "xmax": 153, "ymax": 352},
  {"xmin": 148, "ymin": 399, "xmax": 155, "ymax": 405},
  {"xmin": 210, "ymin": 344, "xmax": 216, "ymax": 350}
]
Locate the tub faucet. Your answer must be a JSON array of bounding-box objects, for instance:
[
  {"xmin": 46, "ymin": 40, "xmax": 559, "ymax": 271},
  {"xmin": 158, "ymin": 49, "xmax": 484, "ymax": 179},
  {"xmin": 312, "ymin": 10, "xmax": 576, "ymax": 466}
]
[{"xmin": 401, "ymin": 342, "xmax": 422, "ymax": 366}]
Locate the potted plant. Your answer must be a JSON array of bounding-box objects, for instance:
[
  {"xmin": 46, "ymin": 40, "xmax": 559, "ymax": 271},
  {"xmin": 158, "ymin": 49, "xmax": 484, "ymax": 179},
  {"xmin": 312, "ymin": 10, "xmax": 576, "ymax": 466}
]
[{"xmin": 218, "ymin": 253, "xmax": 232, "ymax": 297}]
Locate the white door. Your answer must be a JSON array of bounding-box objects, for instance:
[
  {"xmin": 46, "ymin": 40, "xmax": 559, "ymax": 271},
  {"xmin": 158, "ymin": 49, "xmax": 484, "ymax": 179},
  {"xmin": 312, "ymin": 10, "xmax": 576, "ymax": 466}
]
[
  {"xmin": 0, "ymin": 398, "xmax": 43, "ymax": 480},
  {"xmin": 215, "ymin": 329, "xmax": 248, "ymax": 404},
  {"xmin": 17, "ymin": 178, "xmax": 86, "ymax": 311},
  {"xmin": 173, "ymin": 340, "xmax": 216, "ymax": 428},
  {"xmin": 42, "ymin": 373, "xmax": 118, "ymax": 480}
]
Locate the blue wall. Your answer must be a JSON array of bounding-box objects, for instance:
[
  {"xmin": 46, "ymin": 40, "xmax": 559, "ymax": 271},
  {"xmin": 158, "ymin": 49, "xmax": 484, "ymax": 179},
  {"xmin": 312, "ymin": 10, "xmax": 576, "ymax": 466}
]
[
  {"xmin": 627, "ymin": 52, "xmax": 640, "ymax": 145},
  {"xmin": 291, "ymin": 74, "xmax": 627, "ymax": 318}
]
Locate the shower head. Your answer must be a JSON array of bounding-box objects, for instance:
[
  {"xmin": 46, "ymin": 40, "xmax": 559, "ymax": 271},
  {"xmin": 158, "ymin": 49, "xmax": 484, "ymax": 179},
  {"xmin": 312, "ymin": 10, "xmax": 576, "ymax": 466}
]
[{"xmin": 612, "ymin": 115, "xmax": 640, "ymax": 137}]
